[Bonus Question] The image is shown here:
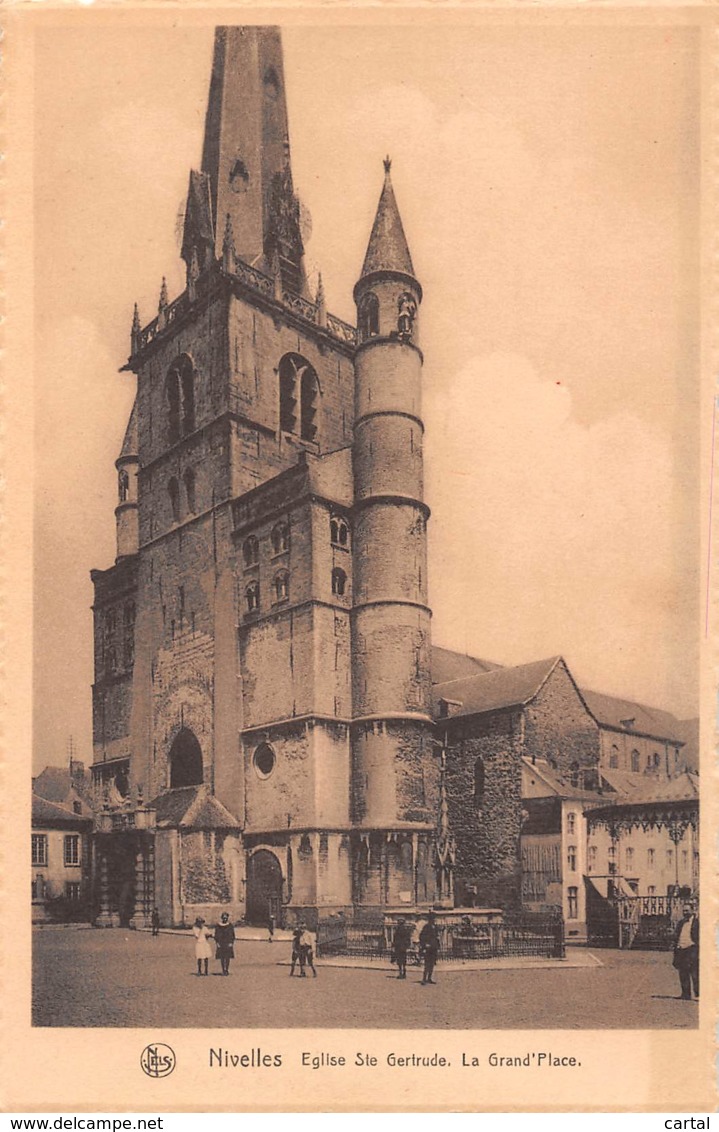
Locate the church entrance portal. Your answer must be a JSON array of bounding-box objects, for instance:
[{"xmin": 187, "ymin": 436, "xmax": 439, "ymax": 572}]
[{"xmin": 246, "ymin": 850, "xmax": 283, "ymax": 926}]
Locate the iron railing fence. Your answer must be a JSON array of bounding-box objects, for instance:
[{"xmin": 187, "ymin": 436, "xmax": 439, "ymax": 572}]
[{"xmin": 317, "ymin": 912, "xmax": 564, "ymax": 962}]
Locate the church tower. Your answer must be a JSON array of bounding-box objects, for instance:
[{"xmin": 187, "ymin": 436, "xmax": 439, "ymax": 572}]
[{"xmin": 350, "ymin": 160, "xmax": 441, "ymax": 908}]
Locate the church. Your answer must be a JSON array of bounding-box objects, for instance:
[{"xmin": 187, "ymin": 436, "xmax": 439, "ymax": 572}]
[{"xmin": 89, "ymin": 26, "xmax": 695, "ymax": 933}]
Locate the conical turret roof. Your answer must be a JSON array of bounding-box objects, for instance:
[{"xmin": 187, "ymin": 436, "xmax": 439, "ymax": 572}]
[{"xmin": 360, "ymin": 158, "xmax": 415, "ymax": 280}]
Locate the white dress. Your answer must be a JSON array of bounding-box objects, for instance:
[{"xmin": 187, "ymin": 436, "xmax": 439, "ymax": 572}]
[{"xmin": 193, "ymin": 924, "xmax": 213, "ymax": 960}]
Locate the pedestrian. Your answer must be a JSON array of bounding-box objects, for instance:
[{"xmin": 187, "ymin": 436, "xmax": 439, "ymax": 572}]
[
  {"xmin": 419, "ymin": 910, "xmax": 440, "ymax": 985},
  {"xmin": 672, "ymin": 903, "xmax": 699, "ymax": 1000},
  {"xmin": 392, "ymin": 917, "xmax": 412, "ymax": 980},
  {"xmin": 289, "ymin": 926, "xmax": 304, "ymax": 977},
  {"xmin": 151, "ymin": 907, "xmax": 160, "ymax": 937},
  {"xmin": 214, "ymin": 912, "xmax": 236, "ymax": 976},
  {"xmin": 193, "ymin": 916, "xmax": 213, "ymax": 977},
  {"xmin": 300, "ymin": 926, "xmax": 317, "ymax": 977},
  {"xmin": 268, "ymin": 911, "xmax": 275, "ymax": 944}
]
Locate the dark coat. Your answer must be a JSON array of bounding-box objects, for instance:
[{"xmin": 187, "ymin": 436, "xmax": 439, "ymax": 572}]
[
  {"xmin": 214, "ymin": 921, "xmax": 236, "ymax": 959},
  {"xmin": 673, "ymin": 914, "xmax": 699, "ymax": 951},
  {"xmin": 419, "ymin": 921, "xmax": 440, "ymax": 953}
]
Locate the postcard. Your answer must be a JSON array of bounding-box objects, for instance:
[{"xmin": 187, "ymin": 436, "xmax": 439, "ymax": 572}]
[{"xmin": 2, "ymin": 2, "xmax": 716, "ymax": 1112}]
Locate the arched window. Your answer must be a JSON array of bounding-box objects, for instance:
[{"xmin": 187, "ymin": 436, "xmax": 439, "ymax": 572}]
[
  {"xmin": 183, "ymin": 467, "xmax": 196, "ymax": 513},
  {"xmin": 609, "ymin": 745, "xmax": 619, "ymax": 769},
  {"xmin": 166, "ymin": 354, "xmax": 195, "ymax": 444},
  {"xmin": 169, "ymin": 727, "xmax": 203, "ymax": 788},
  {"xmin": 271, "ymin": 522, "xmax": 290, "ymax": 555},
  {"xmin": 168, "ymin": 477, "xmax": 180, "ymax": 523},
  {"xmin": 278, "ymin": 354, "xmax": 319, "ymax": 441},
  {"xmin": 245, "ymin": 580, "xmax": 260, "ymax": 612},
  {"xmin": 653, "ymin": 752, "xmax": 661, "ymax": 768},
  {"xmin": 253, "ymin": 742, "xmax": 276, "ymax": 778},
  {"xmin": 631, "ymin": 749, "xmax": 640, "ymax": 772},
  {"xmin": 301, "ymin": 366, "xmax": 318, "ymax": 441},
  {"xmin": 331, "ymin": 567, "xmax": 347, "ymax": 597},
  {"xmin": 166, "ymin": 372, "xmax": 180, "ymax": 445},
  {"xmin": 274, "ymin": 570, "xmax": 289, "ymax": 603},
  {"xmin": 358, "ymin": 292, "xmax": 380, "ymax": 340},
  {"xmin": 473, "ymin": 756, "xmax": 485, "ymax": 799},
  {"xmin": 243, "ymin": 535, "xmax": 259, "ymax": 567},
  {"xmin": 330, "ymin": 516, "xmax": 349, "ymax": 547},
  {"xmin": 118, "ymin": 469, "xmax": 129, "ymax": 502}
]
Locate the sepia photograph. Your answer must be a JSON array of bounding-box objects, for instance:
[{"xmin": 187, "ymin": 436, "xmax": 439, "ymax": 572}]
[{"xmin": 4, "ymin": 4, "xmax": 714, "ymax": 1112}]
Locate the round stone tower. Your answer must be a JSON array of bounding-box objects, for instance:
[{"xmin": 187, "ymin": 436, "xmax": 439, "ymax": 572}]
[{"xmin": 350, "ymin": 160, "xmax": 438, "ymax": 908}]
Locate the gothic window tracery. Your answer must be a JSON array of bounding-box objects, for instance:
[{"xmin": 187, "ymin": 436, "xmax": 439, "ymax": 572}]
[
  {"xmin": 331, "ymin": 567, "xmax": 347, "ymax": 597},
  {"xmin": 245, "ymin": 580, "xmax": 260, "ymax": 612},
  {"xmin": 278, "ymin": 354, "xmax": 319, "ymax": 442}
]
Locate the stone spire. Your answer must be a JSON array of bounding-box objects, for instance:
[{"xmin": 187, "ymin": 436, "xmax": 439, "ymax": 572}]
[
  {"xmin": 359, "ymin": 157, "xmax": 415, "ymax": 283},
  {"xmin": 195, "ymin": 25, "xmax": 304, "ymax": 286}
]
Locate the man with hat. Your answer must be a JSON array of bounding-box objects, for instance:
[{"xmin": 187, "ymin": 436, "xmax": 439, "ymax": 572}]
[{"xmin": 672, "ymin": 902, "xmax": 699, "ymax": 1000}]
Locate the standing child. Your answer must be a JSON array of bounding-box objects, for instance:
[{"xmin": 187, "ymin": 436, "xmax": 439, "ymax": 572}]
[
  {"xmin": 193, "ymin": 917, "xmax": 213, "ymax": 977},
  {"xmin": 214, "ymin": 912, "xmax": 236, "ymax": 976}
]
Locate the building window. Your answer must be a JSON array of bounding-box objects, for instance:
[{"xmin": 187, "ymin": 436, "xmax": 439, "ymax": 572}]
[
  {"xmin": 647, "ymin": 848, "xmax": 655, "ymax": 870},
  {"xmin": 64, "ymin": 835, "xmax": 81, "ymax": 867},
  {"xmin": 567, "ymin": 845, "xmax": 577, "ymax": 872},
  {"xmin": 184, "ymin": 468, "xmax": 196, "ymax": 513},
  {"xmin": 168, "ymin": 477, "xmax": 180, "ymax": 523},
  {"xmin": 358, "ymin": 292, "xmax": 380, "ymax": 341},
  {"xmin": 243, "ymin": 535, "xmax": 259, "ymax": 567},
  {"xmin": 609, "ymin": 745, "xmax": 619, "ymax": 769},
  {"xmin": 653, "ymin": 752, "xmax": 661, "ymax": 768},
  {"xmin": 271, "ymin": 522, "xmax": 290, "ymax": 555},
  {"xmin": 66, "ymin": 882, "xmax": 81, "ymax": 902},
  {"xmin": 274, "ymin": 570, "xmax": 290, "ymax": 603},
  {"xmin": 73, "ymin": 800, "xmax": 82, "ymax": 815},
  {"xmin": 666, "ymin": 848, "xmax": 674, "ymax": 870},
  {"xmin": 569, "ymin": 761, "xmax": 580, "ymax": 788},
  {"xmin": 473, "ymin": 757, "xmax": 485, "ymax": 800},
  {"xmin": 169, "ymin": 727, "xmax": 204, "ymax": 789},
  {"xmin": 682, "ymin": 849, "xmax": 689, "ymax": 870},
  {"xmin": 566, "ymin": 812, "xmax": 576, "ymax": 835},
  {"xmin": 279, "ymin": 353, "xmax": 319, "ymax": 441},
  {"xmin": 253, "ymin": 742, "xmax": 276, "ymax": 779},
  {"xmin": 166, "ymin": 354, "xmax": 195, "ymax": 443},
  {"xmin": 567, "ymin": 886, "xmax": 578, "ymax": 920},
  {"xmin": 245, "ymin": 581, "xmax": 260, "ymax": 612},
  {"xmin": 330, "ymin": 517, "xmax": 349, "ymax": 547},
  {"xmin": 647, "ymin": 885, "xmax": 656, "ymax": 896},
  {"xmin": 118, "ymin": 469, "xmax": 129, "ymax": 502},
  {"xmin": 587, "ymin": 845, "xmax": 597, "ymax": 872},
  {"xmin": 32, "ymin": 834, "xmax": 48, "ymax": 867},
  {"xmin": 631, "ymin": 749, "xmax": 640, "ymax": 772},
  {"xmin": 625, "ymin": 846, "xmax": 634, "ymax": 871},
  {"xmin": 331, "ymin": 567, "xmax": 347, "ymax": 597}
]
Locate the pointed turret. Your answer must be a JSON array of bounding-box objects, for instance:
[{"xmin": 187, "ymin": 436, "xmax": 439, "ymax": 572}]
[
  {"xmin": 115, "ymin": 398, "xmax": 139, "ymax": 561},
  {"xmin": 131, "ymin": 303, "xmax": 141, "ymax": 354},
  {"xmin": 315, "ymin": 272, "xmax": 326, "ymax": 328},
  {"xmin": 357, "ymin": 157, "xmax": 416, "ymax": 287}
]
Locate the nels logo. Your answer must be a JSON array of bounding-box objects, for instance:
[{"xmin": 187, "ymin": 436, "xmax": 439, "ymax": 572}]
[{"xmin": 140, "ymin": 1043, "xmax": 176, "ymax": 1078}]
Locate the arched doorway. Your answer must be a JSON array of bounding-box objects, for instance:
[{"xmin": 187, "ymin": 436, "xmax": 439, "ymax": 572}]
[
  {"xmin": 169, "ymin": 728, "xmax": 203, "ymax": 788},
  {"xmin": 246, "ymin": 849, "xmax": 284, "ymax": 926}
]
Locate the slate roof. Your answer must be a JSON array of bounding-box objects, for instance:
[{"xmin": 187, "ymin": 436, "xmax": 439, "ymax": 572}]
[
  {"xmin": 433, "ymin": 656, "xmax": 560, "ymax": 720},
  {"xmin": 32, "ymin": 793, "xmax": 92, "ymax": 828},
  {"xmin": 521, "ymin": 758, "xmax": 607, "ymax": 803},
  {"xmin": 360, "ymin": 163, "xmax": 415, "ymax": 280},
  {"xmin": 580, "ymin": 689, "xmax": 684, "ymax": 744},
  {"xmin": 149, "ymin": 785, "xmax": 240, "ymax": 830},
  {"xmin": 33, "ymin": 766, "xmax": 93, "ymax": 815},
  {"xmin": 431, "ymin": 646, "xmax": 502, "ymax": 686},
  {"xmin": 616, "ymin": 771, "xmax": 699, "ymax": 806}
]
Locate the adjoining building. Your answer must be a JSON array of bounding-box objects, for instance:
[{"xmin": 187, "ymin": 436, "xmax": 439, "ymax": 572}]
[{"xmin": 32, "ymin": 791, "xmax": 93, "ymax": 922}]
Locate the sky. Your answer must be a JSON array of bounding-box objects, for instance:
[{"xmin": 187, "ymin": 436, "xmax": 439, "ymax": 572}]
[{"xmin": 32, "ymin": 18, "xmax": 701, "ymax": 771}]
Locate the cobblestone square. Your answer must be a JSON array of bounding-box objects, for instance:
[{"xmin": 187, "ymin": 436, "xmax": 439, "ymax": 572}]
[{"xmin": 33, "ymin": 927, "xmax": 698, "ymax": 1030}]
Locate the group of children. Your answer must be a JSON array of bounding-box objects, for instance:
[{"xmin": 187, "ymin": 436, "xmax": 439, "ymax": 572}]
[{"xmin": 188, "ymin": 914, "xmax": 317, "ymax": 978}]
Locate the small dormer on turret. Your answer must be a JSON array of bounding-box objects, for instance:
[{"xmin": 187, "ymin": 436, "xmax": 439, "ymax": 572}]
[
  {"xmin": 354, "ymin": 158, "xmax": 422, "ymax": 348},
  {"xmin": 115, "ymin": 399, "xmax": 139, "ymax": 561}
]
